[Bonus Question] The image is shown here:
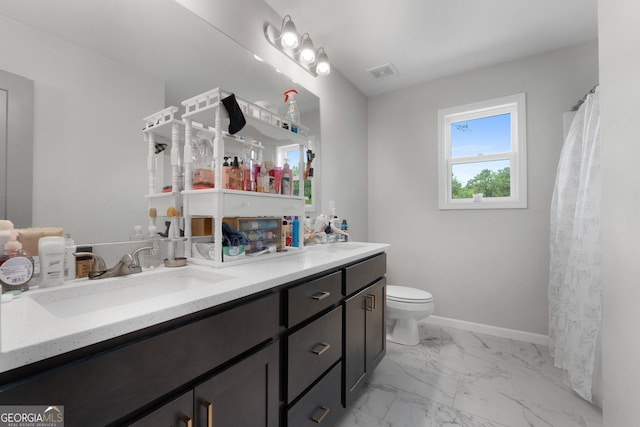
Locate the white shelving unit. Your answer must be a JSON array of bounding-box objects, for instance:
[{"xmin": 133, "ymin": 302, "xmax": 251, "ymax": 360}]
[{"xmin": 143, "ymin": 88, "xmax": 309, "ymax": 267}]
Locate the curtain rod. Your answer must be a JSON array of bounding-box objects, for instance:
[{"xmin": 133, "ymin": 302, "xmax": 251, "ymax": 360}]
[{"xmin": 571, "ymin": 84, "xmax": 599, "ymax": 111}]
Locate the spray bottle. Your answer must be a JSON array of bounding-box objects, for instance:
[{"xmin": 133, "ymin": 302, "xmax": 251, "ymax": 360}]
[{"xmin": 284, "ymin": 89, "xmax": 300, "ymax": 133}]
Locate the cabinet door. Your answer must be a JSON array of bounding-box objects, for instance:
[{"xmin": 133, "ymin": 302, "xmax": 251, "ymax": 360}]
[
  {"xmin": 344, "ymin": 278, "xmax": 386, "ymax": 407},
  {"xmin": 194, "ymin": 343, "xmax": 279, "ymax": 427},
  {"xmin": 129, "ymin": 391, "xmax": 194, "ymax": 427}
]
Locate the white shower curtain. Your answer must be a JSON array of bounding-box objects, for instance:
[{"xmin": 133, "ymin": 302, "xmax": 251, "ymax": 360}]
[{"xmin": 548, "ymin": 87, "xmax": 601, "ymax": 402}]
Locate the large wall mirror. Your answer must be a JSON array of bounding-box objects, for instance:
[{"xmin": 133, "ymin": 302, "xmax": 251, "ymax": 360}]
[{"xmin": 0, "ymin": 0, "xmax": 320, "ymax": 243}]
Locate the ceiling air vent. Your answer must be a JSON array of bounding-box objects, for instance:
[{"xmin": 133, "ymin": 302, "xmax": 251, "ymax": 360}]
[{"xmin": 366, "ymin": 63, "xmax": 399, "ymax": 80}]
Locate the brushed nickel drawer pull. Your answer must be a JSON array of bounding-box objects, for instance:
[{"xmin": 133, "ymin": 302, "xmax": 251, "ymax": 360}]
[
  {"xmin": 180, "ymin": 414, "xmax": 193, "ymax": 427},
  {"xmin": 365, "ymin": 295, "xmax": 374, "ymax": 311},
  {"xmin": 311, "ymin": 405, "xmax": 330, "ymax": 423},
  {"xmin": 201, "ymin": 399, "xmax": 213, "ymax": 427},
  {"xmin": 311, "ymin": 342, "xmax": 331, "ymax": 355},
  {"xmin": 368, "ymin": 293, "xmax": 377, "ymax": 310},
  {"xmin": 312, "ymin": 291, "xmax": 331, "ymax": 301}
]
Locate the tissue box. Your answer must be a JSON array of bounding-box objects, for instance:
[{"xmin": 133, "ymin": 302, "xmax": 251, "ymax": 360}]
[{"xmin": 222, "ymin": 245, "xmax": 245, "ymax": 261}]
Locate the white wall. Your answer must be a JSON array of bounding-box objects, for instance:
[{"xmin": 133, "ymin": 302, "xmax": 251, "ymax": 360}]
[
  {"xmin": 598, "ymin": 0, "xmax": 640, "ymax": 423},
  {"xmin": 0, "ymin": 14, "xmax": 164, "ymax": 244},
  {"xmin": 177, "ymin": 0, "xmax": 369, "ymax": 241},
  {"xmin": 368, "ymin": 41, "xmax": 598, "ymax": 335}
]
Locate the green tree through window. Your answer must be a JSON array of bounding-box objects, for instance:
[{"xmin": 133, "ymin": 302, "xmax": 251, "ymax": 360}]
[{"xmin": 452, "ymin": 167, "xmax": 511, "ymax": 199}]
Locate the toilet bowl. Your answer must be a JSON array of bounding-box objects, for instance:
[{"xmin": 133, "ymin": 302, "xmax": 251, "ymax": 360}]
[{"xmin": 386, "ymin": 285, "xmax": 434, "ymax": 345}]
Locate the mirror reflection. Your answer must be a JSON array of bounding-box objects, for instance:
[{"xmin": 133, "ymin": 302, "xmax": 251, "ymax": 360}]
[{"xmin": 0, "ymin": 0, "xmax": 320, "ymax": 244}]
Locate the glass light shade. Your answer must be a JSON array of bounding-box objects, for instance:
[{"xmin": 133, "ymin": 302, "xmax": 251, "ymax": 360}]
[
  {"xmin": 315, "ymin": 50, "xmax": 331, "ymax": 75},
  {"xmin": 299, "ymin": 35, "xmax": 316, "ymax": 64},
  {"xmin": 280, "ymin": 18, "xmax": 299, "ymax": 49}
]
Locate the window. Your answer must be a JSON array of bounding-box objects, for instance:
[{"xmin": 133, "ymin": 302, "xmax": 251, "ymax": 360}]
[
  {"xmin": 437, "ymin": 93, "xmax": 527, "ymax": 209},
  {"xmin": 276, "ymin": 141, "xmax": 316, "ymax": 211}
]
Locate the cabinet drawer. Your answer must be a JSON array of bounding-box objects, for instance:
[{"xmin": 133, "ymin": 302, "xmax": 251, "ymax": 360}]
[
  {"xmin": 344, "ymin": 252, "xmax": 386, "ymax": 296},
  {"xmin": 223, "ymin": 192, "xmax": 303, "ymax": 217},
  {"xmin": 287, "ymin": 271, "xmax": 342, "ymax": 326},
  {"xmin": 287, "ymin": 306, "xmax": 342, "ymax": 402},
  {"xmin": 287, "ymin": 362, "xmax": 344, "ymax": 427}
]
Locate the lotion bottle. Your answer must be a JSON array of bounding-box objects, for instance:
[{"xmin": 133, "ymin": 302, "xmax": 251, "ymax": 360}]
[
  {"xmin": 38, "ymin": 236, "xmax": 65, "ymax": 288},
  {"xmin": 0, "ymin": 230, "xmax": 34, "ymax": 292},
  {"xmin": 282, "ymin": 159, "xmax": 293, "ymax": 195}
]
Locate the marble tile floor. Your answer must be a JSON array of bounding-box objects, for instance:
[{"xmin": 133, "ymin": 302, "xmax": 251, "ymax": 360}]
[{"xmin": 336, "ymin": 322, "xmax": 602, "ymax": 427}]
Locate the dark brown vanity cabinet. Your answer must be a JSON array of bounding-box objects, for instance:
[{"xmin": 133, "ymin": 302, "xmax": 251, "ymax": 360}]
[
  {"xmin": 0, "ymin": 251, "xmax": 387, "ymax": 427},
  {"xmin": 344, "ymin": 254, "xmax": 387, "ymax": 406}
]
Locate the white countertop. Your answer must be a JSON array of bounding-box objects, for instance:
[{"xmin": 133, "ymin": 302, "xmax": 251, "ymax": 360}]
[{"xmin": 0, "ymin": 242, "xmax": 388, "ymax": 374}]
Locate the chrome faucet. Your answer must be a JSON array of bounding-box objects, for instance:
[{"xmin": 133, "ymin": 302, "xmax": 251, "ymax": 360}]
[{"xmin": 74, "ymin": 246, "xmax": 153, "ymax": 280}]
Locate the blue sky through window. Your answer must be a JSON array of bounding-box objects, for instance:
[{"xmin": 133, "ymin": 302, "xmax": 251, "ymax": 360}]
[
  {"xmin": 450, "ymin": 113, "xmax": 511, "ymax": 158},
  {"xmin": 450, "ymin": 113, "xmax": 511, "ymax": 185}
]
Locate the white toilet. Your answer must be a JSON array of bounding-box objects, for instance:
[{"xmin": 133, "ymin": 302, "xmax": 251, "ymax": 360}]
[{"xmin": 386, "ymin": 285, "xmax": 434, "ymax": 345}]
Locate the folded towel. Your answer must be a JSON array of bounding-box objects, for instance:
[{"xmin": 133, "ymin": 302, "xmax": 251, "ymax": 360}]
[{"xmin": 222, "ymin": 222, "xmax": 249, "ymax": 247}]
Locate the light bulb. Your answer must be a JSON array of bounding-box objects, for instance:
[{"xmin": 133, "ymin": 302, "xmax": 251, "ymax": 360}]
[
  {"xmin": 280, "ymin": 17, "xmax": 299, "ymax": 49},
  {"xmin": 315, "ymin": 50, "xmax": 330, "ymax": 75},
  {"xmin": 299, "ymin": 34, "xmax": 316, "ymax": 64}
]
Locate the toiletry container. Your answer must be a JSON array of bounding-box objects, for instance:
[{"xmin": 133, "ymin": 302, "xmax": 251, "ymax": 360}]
[
  {"xmin": 0, "ymin": 230, "xmax": 34, "ymax": 292},
  {"xmin": 64, "ymin": 234, "xmax": 76, "ymax": 280},
  {"xmin": 229, "ymin": 156, "xmax": 244, "ymax": 190},
  {"xmin": 221, "ymin": 157, "xmax": 232, "ymax": 189},
  {"xmin": 130, "ymin": 225, "xmax": 145, "ymax": 241},
  {"xmin": 282, "ymin": 159, "xmax": 293, "ymax": 195},
  {"xmin": 75, "ymin": 246, "xmax": 93, "ymax": 278},
  {"xmin": 0, "ymin": 220, "xmax": 14, "ymax": 249},
  {"xmin": 192, "ymin": 134, "xmax": 215, "ymax": 189},
  {"xmin": 292, "ymin": 217, "xmax": 300, "ymax": 247},
  {"xmin": 143, "ymin": 225, "xmax": 163, "ymax": 268},
  {"xmin": 340, "ymin": 219, "xmax": 349, "ymax": 242},
  {"xmin": 39, "ymin": 236, "xmax": 66, "ymax": 288}
]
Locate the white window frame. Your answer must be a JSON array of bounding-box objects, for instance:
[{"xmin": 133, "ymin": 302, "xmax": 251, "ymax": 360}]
[
  {"xmin": 276, "ymin": 140, "xmax": 317, "ymax": 212},
  {"xmin": 437, "ymin": 93, "xmax": 527, "ymax": 210}
]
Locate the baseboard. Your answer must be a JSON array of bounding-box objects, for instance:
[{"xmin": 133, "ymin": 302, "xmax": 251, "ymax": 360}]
[{"xmin": 423, "ymin": 315, "xmax": 549, "ymax": 346}]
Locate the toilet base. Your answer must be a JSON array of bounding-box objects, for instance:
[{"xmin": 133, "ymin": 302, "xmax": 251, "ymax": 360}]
[{"xmin": 386, "ymin": 317, "xmax": 421, "ymax": 346}]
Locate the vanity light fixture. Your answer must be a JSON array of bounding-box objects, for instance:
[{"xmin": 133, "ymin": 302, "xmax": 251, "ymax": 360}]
[{"xmin": 264, "ymin": 15, "xmax": 331, "ymax": 77}]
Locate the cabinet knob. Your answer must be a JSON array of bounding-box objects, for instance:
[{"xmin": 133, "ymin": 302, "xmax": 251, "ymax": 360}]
[
  {"xmin": 311, "ymin": 342, "xmax": 331, "ymax": 356},
  {"xmin": 201, "ymin": 399, "xmax": 213, "ymax": 427},
  {"xmin": 311, "ymin": 291, "xmax": 331, "ymax": 301},
  {"xmin": 180, "ymin": 414, "xmax": 193, "ymax": 427},
  {"xmin": 311, "ymin": 406, "xmax": 330, "ymax": 424}
]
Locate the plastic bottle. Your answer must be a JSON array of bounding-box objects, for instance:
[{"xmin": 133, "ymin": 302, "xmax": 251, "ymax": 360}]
[
  {"xmin": 143, "ymin": 225, "xmax": 162, "ymax": 269},
  {"xmin": 192, "ymin": 133, "xmax": 214, "ymax": 189},
  {"xmin": 0, "ymin": 230, "xmax": 34, "ymax": 292},
  {"xmin": 38, "ymin": 236, "xmax": 65, "ymax": 288},
  {"xmin": 130, "ymin": 225, "xmax": 145, "ymax": 241},
  {"xmin": 284, "ymin": 89, "xmax": 300, "ymax": 133},
  {"xmin": 340, "ymin": 219, "xmax": 349, "ymax": 242},
  {"xmin": 221, "ymin": 157, "xmax": 232, "ymax": 189},
  {"xmin": 229, "ymin": 156, "xmax": 244, "ymax": 190},
  {"xmin": 257, "ymin": 162, "xmax": 270, "ymax": 193},
  {"xmin": 292, "ymin": 217, "xmax": 300, "ymax": 247},
  {"xmin": 282, "ymin": 159, "xmax": 293, "ymax": 195},
  {"xmin": 64, "ymin": 234, "xmax": 76, "ymax": 280}
]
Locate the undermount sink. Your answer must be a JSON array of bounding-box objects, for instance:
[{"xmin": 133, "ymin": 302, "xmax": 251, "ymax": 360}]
[{"xmin": 28, "ymin": 268, "xmax": 232, "ymax": 318}]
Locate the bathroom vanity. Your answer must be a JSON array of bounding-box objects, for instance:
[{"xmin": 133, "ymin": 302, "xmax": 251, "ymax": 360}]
[{"xmin": 0, "ymin": 243, "xmax": 387, "ymax": 427}]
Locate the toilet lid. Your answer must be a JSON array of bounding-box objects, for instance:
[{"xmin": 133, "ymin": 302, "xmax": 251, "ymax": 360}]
[{"xmin": 387, "ymin": 285, "xmax": 433, "ymax": 303}]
